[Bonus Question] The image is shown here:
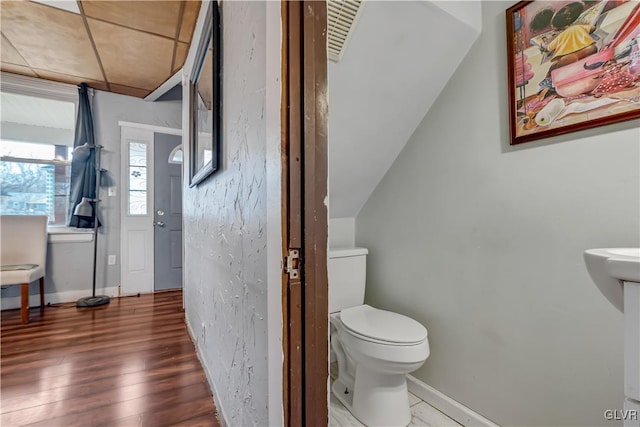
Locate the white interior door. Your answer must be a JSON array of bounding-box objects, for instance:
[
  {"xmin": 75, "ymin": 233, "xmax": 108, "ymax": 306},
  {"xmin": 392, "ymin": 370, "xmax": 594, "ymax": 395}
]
[{"xmin": 120, "ymin": 126, "xmax": 154, "ymax": 295}]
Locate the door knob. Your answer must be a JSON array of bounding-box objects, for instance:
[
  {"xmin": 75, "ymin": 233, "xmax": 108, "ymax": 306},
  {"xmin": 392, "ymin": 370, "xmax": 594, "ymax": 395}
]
[{"xmin": 154, "ymin": 221, "xmax": 165, "ymax": 227}]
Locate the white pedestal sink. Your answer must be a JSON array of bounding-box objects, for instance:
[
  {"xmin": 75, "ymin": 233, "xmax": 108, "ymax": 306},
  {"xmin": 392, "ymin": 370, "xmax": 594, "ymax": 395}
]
[{"xmin": 585, "ymin": 248, "xmax": 640, "ymax": 426}]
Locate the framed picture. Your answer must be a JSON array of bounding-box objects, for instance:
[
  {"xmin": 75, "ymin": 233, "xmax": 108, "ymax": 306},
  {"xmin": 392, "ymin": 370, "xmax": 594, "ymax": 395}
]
[
  {"xmin": 189, "ymin": 1, "xmax": 221, "ymax": 186},
  {"xmin": 506, "ymin": 1, "xmax": 640, "ymax": 145}
]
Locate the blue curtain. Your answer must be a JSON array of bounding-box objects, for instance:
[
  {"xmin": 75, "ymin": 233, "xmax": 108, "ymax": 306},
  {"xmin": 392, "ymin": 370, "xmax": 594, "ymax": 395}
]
[{"xmin": 67, "ymin": 83, "xmax": 97, "ymax": 228}]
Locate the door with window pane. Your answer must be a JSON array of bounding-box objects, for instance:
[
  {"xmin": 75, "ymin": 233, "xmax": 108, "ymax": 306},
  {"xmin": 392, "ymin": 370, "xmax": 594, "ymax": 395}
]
[
  {"xmin": 153, "ymin": 133, "xmax": 182, "ymax": 291},
  {"xmin": 120, "ymin": 127, "xmax": 154, "ymax": 295}
]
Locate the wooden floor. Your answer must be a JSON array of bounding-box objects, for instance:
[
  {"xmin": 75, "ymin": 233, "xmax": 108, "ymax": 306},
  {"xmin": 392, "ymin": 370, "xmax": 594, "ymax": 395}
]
[{"xmin": 1, "ymin": 290, "xmax": 220, "ymax": 427}]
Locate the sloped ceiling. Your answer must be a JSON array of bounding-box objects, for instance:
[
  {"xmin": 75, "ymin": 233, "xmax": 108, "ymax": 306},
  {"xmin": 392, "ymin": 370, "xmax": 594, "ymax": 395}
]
[
  {"xmin": 329, "ymin": 1, "xmax": 481, "ymax": 218},
  {"xmin": 0, "ymin": 0, "xmax": 200, "ymax": 98}
]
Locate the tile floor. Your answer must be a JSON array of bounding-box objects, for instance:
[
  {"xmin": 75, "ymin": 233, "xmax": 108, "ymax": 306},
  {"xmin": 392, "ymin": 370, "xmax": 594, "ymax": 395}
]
[{"xmin": 329, "ymin": 363, "xmax": 462, "ymax": 427}]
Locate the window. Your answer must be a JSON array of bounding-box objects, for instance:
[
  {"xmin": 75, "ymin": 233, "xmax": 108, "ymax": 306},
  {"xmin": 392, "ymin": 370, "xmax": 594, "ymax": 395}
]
[
  {"xmin": 0, "ymin": 90, "xmax": 76, "ymax": 225},
  {"xmin": 168, "ymin": 144, "xmax": 183, "ymax": 164},
  {"xmin": 127, "ymin": 141, "xmax": 148, "ymax": 216}
]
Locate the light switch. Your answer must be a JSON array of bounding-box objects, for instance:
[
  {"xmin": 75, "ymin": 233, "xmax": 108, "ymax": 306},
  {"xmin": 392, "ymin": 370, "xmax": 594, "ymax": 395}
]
[
  {"xmin": 108, "ymin": 187, "xmax": 116, "ymax": 197},
  {"xmin": 108, "ymin": 255, "xmax": 117, "ymax": 265}
]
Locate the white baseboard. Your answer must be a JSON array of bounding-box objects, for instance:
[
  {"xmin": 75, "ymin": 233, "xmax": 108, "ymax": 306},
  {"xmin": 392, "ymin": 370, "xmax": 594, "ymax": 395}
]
[
  {"xmin": 185, "ymin": 317, "xmax": 228, "ymax": 427},
  {"xmin": 0, "ymin": 286, "xmax": 120, "ymax": 310},
  {"xmin": 407, "ymin": 375, "xmax": 500, "ymax": 427}
]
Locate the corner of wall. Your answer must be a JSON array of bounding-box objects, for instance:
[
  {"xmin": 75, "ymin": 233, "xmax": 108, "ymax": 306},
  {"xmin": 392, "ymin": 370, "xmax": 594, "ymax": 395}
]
[
  {"xmin": 429, "ymin": 1, "xmax": 482, "ymax": 36},
  {"xmin": 329, "ymin": 217, "xmax": 356, "ymax": 248}
]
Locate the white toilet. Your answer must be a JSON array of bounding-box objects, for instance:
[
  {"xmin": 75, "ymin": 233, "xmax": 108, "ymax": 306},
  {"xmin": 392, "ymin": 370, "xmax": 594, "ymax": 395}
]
[{"xmin": 329, "ymin": 248, "xmax": 430, "ymax": 427}]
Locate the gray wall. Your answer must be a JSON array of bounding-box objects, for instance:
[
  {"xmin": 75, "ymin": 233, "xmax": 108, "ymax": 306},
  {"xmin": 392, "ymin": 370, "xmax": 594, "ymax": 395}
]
[
  {"xmin": 92, "ymin": 90, "xmax": 182, "ymax": 290},
  {"xmin": 356, "ymin": 2, "xmax": 639, "ymax": 426},
  {"xmin": 182, "ymin": 2, "xmax": 269, "ymax": 425},
  {"xmin": 1, "ymin": 89, "xmax": 181, "ymax": 303}
]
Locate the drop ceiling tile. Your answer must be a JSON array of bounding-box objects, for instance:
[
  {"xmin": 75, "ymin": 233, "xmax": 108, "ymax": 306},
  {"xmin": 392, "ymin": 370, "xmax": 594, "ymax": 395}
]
[
  {"xmin": 1, "ymin": 34, "xmax": 29, "ymax": 66},
  {"xmin": 109, "ymin": 84, "xmax": 152, "ymax": 99},
  {"xmin": 32, "ymin": 69, "xmax": 110, "ymax": 92},
  {"xmin": 173, "ymin": 42, "xmax": 189, "ymax": 73},
  {"xmin": 88, "ymin": 18, "xmax": 174, "ymax": 91},
  {"xmin": 1, "ymin": 63, "xmax": 37, "ymax": 77},
  {"xmin": 179, "ymin": 1, "xmax": 201, "ymax": 43},
  {"xmin": 81, "ymin": 1, "xmax": 181, "ymax": 39},
  {"xmin": 0, "ymin": 1, "xmax": 104, "ymax": 80}
]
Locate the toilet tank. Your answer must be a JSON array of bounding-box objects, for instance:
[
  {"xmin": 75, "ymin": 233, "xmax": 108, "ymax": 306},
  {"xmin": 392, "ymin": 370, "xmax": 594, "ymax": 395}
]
[{"xmin": 328, "ymin": 247, "xmax": 368, "ymax": 313}]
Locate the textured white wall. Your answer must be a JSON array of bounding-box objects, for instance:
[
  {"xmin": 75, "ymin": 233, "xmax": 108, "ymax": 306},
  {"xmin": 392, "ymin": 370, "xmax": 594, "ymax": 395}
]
[
  {"xmin": 182, "ymin": 2, "xmax": 272, "ymax": 425},
  {"xmin": 264, "ymin": 2, "xmax": 283, "ymax": 425},
  {"xmin": 357, "ymin": 2, "xmax": 639, "ymax": 425}
]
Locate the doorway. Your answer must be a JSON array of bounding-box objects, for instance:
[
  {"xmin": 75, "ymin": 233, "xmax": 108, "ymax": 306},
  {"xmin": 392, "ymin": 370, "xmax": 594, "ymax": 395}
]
[
  {"xmin": 282, "ymin": 1, "xmax": 329, "ymax": 425},
  {"xmin": 120, "ymin": 123, "xmax": 183, "ymax": 296}
]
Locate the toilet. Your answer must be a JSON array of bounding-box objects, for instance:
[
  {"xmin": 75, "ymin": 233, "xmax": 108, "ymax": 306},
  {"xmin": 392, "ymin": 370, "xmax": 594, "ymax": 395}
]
[{"xmin": 329, "ymin": 248, "xmax": 430, "ymax": 427}]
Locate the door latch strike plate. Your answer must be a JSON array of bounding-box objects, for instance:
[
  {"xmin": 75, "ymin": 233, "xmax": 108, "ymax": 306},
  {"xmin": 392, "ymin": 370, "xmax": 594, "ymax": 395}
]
[{"xmin": 286, "ymin": 249, "xmax": 300, "ymax": 279}]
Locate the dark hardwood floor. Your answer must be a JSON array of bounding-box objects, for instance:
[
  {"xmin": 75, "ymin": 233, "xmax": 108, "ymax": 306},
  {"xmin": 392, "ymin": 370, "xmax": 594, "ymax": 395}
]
[{"xmin": 1, "ymin": 290, "xmax": 220, "ymax": 427}]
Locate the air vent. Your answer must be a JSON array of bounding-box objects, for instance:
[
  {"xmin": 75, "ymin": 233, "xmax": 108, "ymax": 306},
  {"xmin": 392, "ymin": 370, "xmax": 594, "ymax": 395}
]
[{"xmin": 327, "ymin": 0, "xmax": 364, "ymax": 62}]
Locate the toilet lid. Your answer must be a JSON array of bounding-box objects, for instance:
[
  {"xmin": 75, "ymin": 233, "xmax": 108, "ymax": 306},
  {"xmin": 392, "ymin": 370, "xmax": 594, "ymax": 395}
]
[{"xmin": 340, "ymin": 305, "xmax": 427, "ymax": 345}]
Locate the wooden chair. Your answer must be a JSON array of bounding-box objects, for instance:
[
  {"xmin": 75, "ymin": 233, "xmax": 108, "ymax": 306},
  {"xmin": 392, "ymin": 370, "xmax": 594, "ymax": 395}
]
[{"xmin": 1, "ymin": 215, "xmax": 48, "ymax": 324}]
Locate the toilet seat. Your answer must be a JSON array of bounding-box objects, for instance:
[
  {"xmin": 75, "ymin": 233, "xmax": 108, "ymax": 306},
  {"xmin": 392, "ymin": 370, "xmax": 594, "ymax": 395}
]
[{"xmin": 340, "ymin": 304, "xmax": 427, "ymax": 346}]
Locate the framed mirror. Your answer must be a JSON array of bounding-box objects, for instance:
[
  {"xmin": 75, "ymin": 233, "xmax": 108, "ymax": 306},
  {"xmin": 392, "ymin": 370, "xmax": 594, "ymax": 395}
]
[{"xmin": 189, "ymin": 1, "xmax": 221, "ymax": 187}]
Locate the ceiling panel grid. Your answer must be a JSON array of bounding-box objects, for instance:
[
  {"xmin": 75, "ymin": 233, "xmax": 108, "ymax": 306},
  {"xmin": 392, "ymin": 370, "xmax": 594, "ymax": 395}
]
[{"xmin": 0, "ymin": 0, "xmax": 201, "ymax": 99}]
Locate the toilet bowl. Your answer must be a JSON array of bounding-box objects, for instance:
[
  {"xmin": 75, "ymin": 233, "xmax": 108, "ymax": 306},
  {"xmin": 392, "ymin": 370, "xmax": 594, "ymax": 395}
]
[
  {"xmin": 330, "ymin": 305, "xmax": 429, "ymax": 427},
  {"xmin": 328, "ymin": 248, "xmax": 430, "ymax": 426}
]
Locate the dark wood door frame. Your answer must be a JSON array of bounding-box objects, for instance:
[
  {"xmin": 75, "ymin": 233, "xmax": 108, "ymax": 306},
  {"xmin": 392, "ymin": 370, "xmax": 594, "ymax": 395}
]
[{"xmin": 282, "ymin": 1, "xmax": 328, "ymax": 426}]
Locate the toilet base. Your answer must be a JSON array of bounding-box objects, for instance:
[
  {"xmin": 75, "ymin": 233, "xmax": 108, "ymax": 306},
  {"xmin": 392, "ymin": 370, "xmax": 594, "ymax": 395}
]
[
  {"xmin": 332, "ymin": 367, "xmax": 412, "ymax": 427},
  {"xmin": 332, "ymin": 378, "xmax": 355, "ymax": 413}
]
